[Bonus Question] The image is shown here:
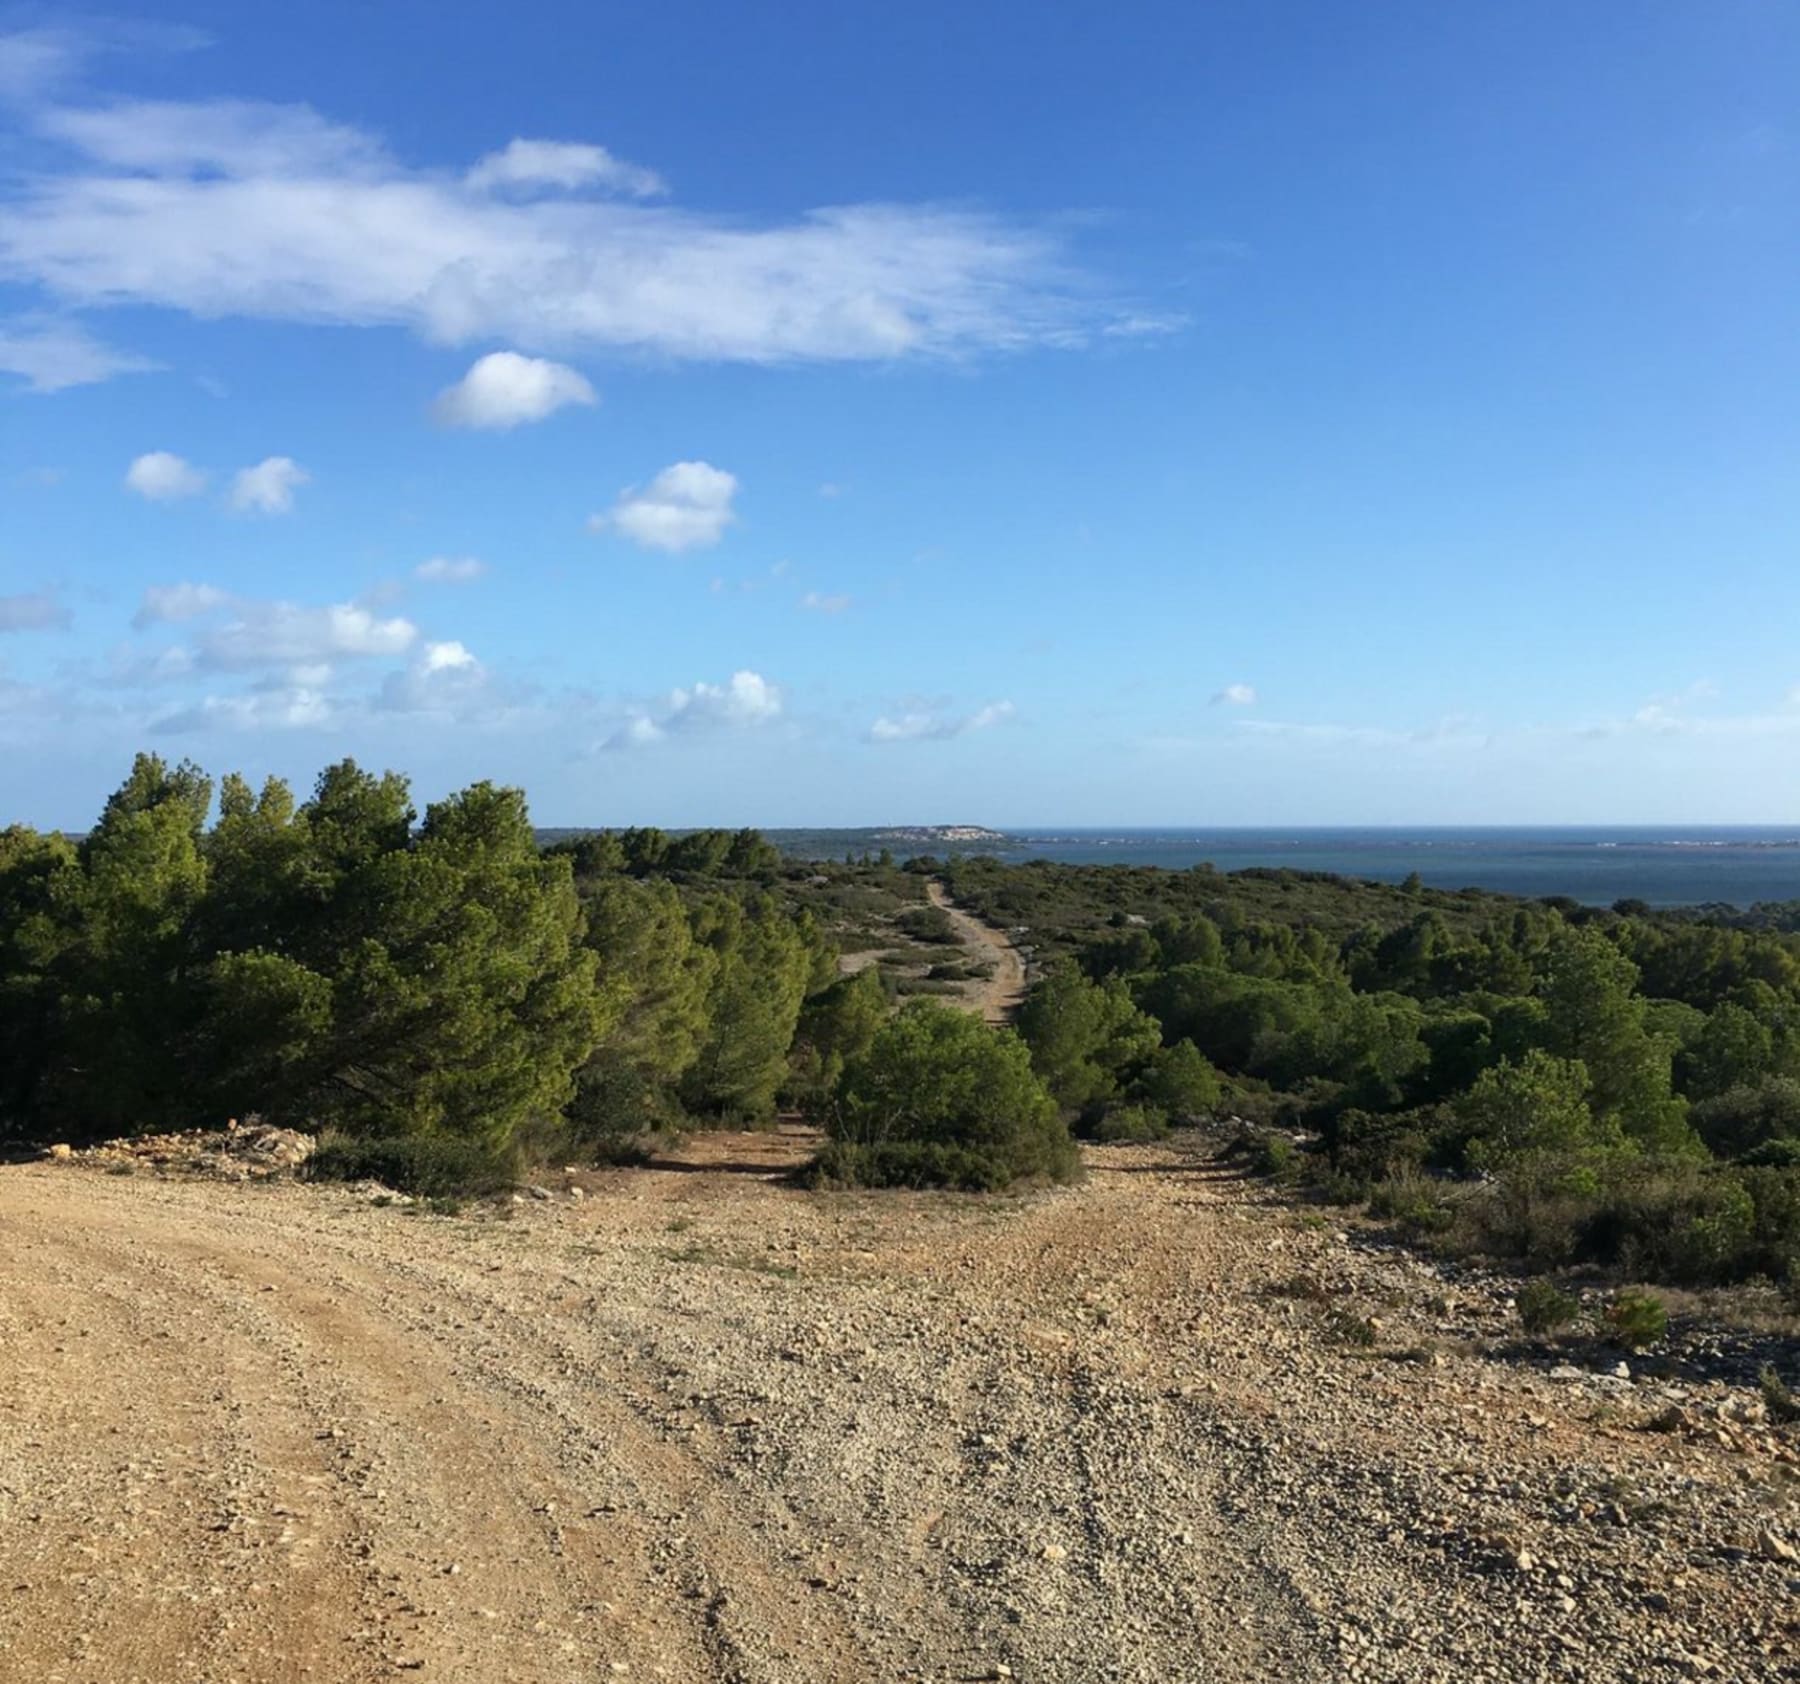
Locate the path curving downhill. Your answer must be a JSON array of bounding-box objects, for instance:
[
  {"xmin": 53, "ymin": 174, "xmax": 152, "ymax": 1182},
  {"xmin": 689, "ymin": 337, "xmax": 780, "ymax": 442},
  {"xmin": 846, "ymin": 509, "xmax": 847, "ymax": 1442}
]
[{"xmin": 925, "ymin": 878, "xmax": 1027, "ymax": 1023}]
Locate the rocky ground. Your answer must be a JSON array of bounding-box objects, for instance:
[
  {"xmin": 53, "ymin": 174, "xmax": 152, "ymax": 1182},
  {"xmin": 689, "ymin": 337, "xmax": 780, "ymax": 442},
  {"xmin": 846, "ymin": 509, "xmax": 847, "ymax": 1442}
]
[{"xmin": 1, "ymin": 1129, "xmax": 1796, "ymax": 1683}]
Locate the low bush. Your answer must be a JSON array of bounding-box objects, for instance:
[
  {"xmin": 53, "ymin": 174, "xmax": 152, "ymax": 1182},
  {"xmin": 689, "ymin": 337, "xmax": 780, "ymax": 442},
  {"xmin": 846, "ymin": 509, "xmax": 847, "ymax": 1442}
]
[
  {"xmin": 807, "ymin": 1139, "xmax": 1021, "ymax": 1192},
  {"xmin": 1367, "ymin": 1171, "xmax": 1453, "ymax": 1234},
  {"xmin": 306, "ymin": 1130, "xmax": 520, "ymax": 1197},
  {"xmin": 817, "ymin": 1002, "xmax": 1079, "ymax": 1190},
  {"xmin": 1251, "ymin": 1132, "xmax": 1298, "ymax": 1179},
  {"xmin": 1759, "ymin": 1365, "xmax": 1800, "ymax": 1424},
  {"xmin": 1605, "ymin": 1288, "xmax": 1668, "ymax": 1350},
  {"xmin": 1514, "ymin": 1278, "xmax": 1579, "ymax": 1336},
  {"xmin": 1085, "ymin": 1102, "xmax": 1170, "ymax": 1144}
]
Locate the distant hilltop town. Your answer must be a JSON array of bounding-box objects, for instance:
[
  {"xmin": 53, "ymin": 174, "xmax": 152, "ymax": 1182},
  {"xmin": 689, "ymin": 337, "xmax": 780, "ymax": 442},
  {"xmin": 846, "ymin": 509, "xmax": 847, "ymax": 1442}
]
[{"xmin": 870, "ymin": 825, "xmax": 1009, "ymax": 844}]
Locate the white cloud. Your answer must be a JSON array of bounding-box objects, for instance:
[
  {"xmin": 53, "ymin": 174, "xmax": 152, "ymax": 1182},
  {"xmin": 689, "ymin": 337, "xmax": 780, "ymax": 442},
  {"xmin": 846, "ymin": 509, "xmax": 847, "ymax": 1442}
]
[
  {"xmin": 800, "ymin": 591, "xmax": 851, "ymax": 614},
  {"xmin": 0, "ymin": 23, "xmax": 210, "ymax": 104},
  {"xmin": 869, "ymin": 699, "xmax": 1015, "ymax": 742},
  {"xmin": 601, "ymin": 668, "xmax": 781, "ymax": 751},
  {"xmin": 197, "ymin": 599, "xmax": 415, "ymax": 670},
  {"xmin": 431, "ymin": 350, "xmax": 595, "ymax": 429},
  {"xmin": 0, "ymin": 314, "xmax": 157, "ymax": 391},
  {"xmin": 0, "ymin": 590, "xmax": 70, "ymax": 632},
  {"xmin": 377, "ymin": 639, "xmax": 488, "ymax": 714},
  {"xmin": 0, "ymin": 87, "xmax": 1140, "ymax": 365},
  {"xmin": 124, "ymin": 450, "xmax": 206, "ymax": 500},
  {"xmin": 414, "ymin": 555, "xmax": 487, "ymax": 583},
  {"xmin": 155, "ymin": 683, "xmax": 333, "ymax": 735},
  {"xmin": 593, "ymin": 460, "xmax": 738, "ymax": 553},
  {"xmin": 465, "ymin": 138, "xmax": 665, "ymax": 200},
  {"xmin": 132, "ymin": 581, "xmax": 228, "ymax": 626},
  {"xmin": 230, "ymin": 455, "xmax": 309, "ymax": 514},
  {"xmin": 1211, "ymin": 682, "xmax": 1257, "ymax": 707}
]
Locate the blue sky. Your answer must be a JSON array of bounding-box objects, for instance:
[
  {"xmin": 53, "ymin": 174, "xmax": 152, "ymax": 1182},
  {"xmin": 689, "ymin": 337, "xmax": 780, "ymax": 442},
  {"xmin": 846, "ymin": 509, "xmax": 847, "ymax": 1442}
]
[{"xmin": 1, "ymin": 3, "xmax": 1796, "ymax": 828}]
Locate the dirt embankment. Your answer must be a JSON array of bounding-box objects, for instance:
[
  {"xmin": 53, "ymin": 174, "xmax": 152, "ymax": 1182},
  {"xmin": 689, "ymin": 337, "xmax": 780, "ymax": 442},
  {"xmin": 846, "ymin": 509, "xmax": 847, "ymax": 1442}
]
[{"xmin": 3, "ymin": 1135, "xmax": 1796, "ymax": 1682}]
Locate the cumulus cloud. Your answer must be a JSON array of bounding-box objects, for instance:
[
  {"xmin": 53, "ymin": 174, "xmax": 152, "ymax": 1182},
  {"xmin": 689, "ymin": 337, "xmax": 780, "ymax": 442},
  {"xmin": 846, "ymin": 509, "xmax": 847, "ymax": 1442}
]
[
  {"xmin": 413, "ymin": 555, "xmax": 486, "ymax": 583},
  {"xmin": 132, "ymin": 581, "xmax": 228, "ymax": 626},
  {"xmin": 431, "ymin": 350, "xmax": 596, "ymax": 429},
  {"xmin": 0, "ymin": 78, "xmax": 1144, "ymax": 367},
  {"xmin": 0, "ymin": 590, "xmax": 70, "ymax": 632},
  {"xmin": 0, "ymin": 314, "xmax": 157, "ymax": 391},
  {"xmin": 1211, "ymin": 682, "xmax": 1257, "ymax": 706},
  {"xmin": 124, "ymin": 450, "xmax": 206, "ymax": 500},
  {"xmin": 601, "ymin": 669, "xmax": 781, "ymax": 750},
  {"xmin": 592, "ymin": 460, "xmax": 738, "ymax": 553},
  {"xmin": 868, "ymin": 699, "xmax": 1015, "ymax": 743},
  {"xmin": 229, "ymin": 455, "xmax": 308, "ymax": 514},
  {"xmin": 465, "ymin": 138, "xmax": 665, "ymax": 200},
  {"xmin": 195, "ymin": 598, "xmax": 416, "ymax": 670},
  {"xmin": 800, "ymin": 591, "xmax": 851, "ymax": 614},
  {"xmin": 377, "ymin": 639, "xmax": 488, "ymax": 714}
]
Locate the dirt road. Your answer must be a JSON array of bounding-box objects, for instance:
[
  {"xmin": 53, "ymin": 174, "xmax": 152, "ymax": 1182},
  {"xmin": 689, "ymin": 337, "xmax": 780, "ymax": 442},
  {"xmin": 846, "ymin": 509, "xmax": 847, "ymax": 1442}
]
[
  {"xmin": 926, "ymin": 879, "xmax": 1027, "ymax": 1023},
  {"xmin": 1, "ymin": 1140, "xmax": 1794, "ymax": 1682}
]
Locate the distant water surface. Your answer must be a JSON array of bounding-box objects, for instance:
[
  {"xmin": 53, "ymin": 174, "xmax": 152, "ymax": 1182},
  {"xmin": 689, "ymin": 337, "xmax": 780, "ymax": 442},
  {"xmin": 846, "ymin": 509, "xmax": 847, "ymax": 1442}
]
[{"xmin": 984, "ymin": 828, "xmax": 1800, "ymax": 909}]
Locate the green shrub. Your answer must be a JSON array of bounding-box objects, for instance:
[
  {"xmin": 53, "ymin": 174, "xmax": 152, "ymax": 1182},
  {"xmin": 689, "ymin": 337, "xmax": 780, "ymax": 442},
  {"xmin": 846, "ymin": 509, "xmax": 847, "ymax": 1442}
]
[
  {"xmin": 1514, "ymin": 1279, "xmax": 1579, "ymax": 1336},
  {"xmin": 819, "ymin": 1002, "xmax": 1078, "ymax": 1190},
  {"xmin": 563, "ymin": 1061, "xmax": 678, "ymax": 1161},
  {"xmin": 1605, "ymin": 1289, "xmax": 1668, "ymax": 1350},
  {"xmin": 1086, "ymin": 1102, "xmax": 1169, "ymax": 1144},
  {"xmin": 306, "ymin": 1130, "xmax": 519, "ymax": 1197},
  {"xmin": 807, "ymin": 1139, "xmax": 1020, "ymax": 1192},
  {"xmin": 1251, "ymin": 1132, "xmax": 1298, "ymax": 1179},
  {"xmin": 1367, "ymin": 1172, "xmax": 1453, "ymax": 1233},
  {"xmin": 1758, "ymin": 1365, "xmax": 1800, "ymax": 1424}
]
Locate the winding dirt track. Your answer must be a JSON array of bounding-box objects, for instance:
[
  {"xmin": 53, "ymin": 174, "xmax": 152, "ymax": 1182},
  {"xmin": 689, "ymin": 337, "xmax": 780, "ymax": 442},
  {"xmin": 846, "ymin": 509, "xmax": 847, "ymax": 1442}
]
[
  {"xmin": 926, "ymin": 879, "xmax": 1027, "ymax": 1023},
  {"xmin": 3, "ymin": 1137, "xmax": 1793, "ymax": 1683}
]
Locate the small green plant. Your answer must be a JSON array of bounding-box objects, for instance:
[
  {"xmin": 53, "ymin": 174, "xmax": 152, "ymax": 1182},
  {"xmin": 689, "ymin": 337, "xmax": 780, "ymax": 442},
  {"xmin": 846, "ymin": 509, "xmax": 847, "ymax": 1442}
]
[
  {"xmin": 1605, "ymin": 1288, "xmax": 1668, "ymax": 1350},
  {"xmin": 1515, "ymin": 1279, "xmax": 1579, "ymax": 1337},
  {"xmin": 1252, "ymin": 1133, "xmax": 1297, "ymax": 1179},
  {"xmin": 1759, "ymin": 1365, "xmax": 1800, "ymax": 1424},
  {"xmin": 1323, "ymin": 1308, "xmax": 1378, "ymax": 1348}
]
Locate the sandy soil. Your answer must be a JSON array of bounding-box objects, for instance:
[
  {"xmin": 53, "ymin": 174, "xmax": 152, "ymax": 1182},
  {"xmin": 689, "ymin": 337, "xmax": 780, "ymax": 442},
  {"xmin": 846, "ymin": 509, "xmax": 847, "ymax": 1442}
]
[{"xmin": 2, "ymin": 1134, "xmax": 1795, "ymax": 1683}]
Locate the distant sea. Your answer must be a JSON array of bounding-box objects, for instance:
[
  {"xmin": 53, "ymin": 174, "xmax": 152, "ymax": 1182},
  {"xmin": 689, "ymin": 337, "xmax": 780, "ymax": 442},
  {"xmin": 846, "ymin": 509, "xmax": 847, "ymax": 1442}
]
[{"xmin": 967, "ymin": 827, "xmax": 1800, "ymax": 909}]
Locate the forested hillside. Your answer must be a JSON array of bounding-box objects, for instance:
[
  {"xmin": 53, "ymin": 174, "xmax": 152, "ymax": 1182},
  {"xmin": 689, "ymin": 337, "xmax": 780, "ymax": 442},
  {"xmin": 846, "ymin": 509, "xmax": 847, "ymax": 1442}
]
[
  {"xmin": 6, "ymin": 757, "xmax": 1800, "ymax": 1295},
  {"xmin": 946, "ymin": 855, "xmax": 1800, "ymax": 1291}
]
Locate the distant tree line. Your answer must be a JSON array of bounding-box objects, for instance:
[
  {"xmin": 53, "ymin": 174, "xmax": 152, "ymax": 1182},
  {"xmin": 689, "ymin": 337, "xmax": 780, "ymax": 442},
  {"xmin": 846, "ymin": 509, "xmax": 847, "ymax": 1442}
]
[
  {"xmin": 0, "ymin": 756, "xmax": 1080, "ymax": 1194},
  {"xmin": 946, "ymin": 856, "xmax": 1800, "ymax": 1289}
]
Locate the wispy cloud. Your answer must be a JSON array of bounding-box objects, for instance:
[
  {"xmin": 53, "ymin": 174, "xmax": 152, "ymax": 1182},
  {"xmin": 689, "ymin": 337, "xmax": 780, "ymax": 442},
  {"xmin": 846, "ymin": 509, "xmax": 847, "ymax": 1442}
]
[
  {"xmin": 465, "ymin": 138, "xmax": 665, "ymax": 200},
  {"xmin": 1211, "ymin": 682, "xmax": 1256, "ymax": 706},
  {"xmin": 0, "ymin": 313, "xmax": 156, "ymax": 391},
  {"xmin": 0, "ymin": 590, "xmax": 70, "ymax": 632},
  {"xmin": 868, "ymin": 699, "xmax": 1014, "ymax": 742},
  {"xmin": 800, "ymin": 590, "xmax": 851, "ymax": 614},
  {"xmin": 0, "ymin": 50, "xmax": 1151, "ymax": 372},
  {"xmin": 414, "ymin": 555, "xmax": 487, "ymax": 583}
]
